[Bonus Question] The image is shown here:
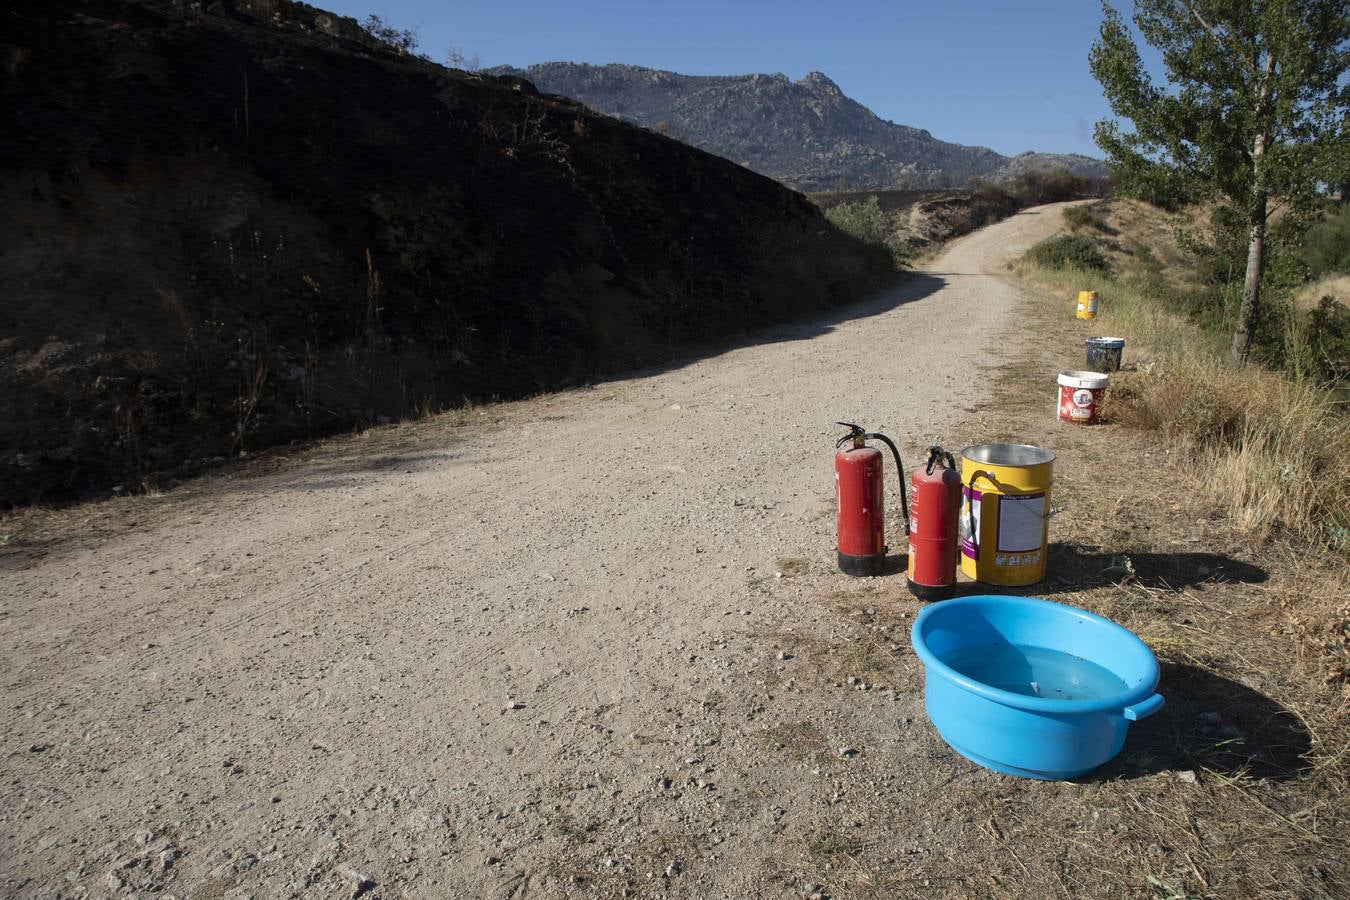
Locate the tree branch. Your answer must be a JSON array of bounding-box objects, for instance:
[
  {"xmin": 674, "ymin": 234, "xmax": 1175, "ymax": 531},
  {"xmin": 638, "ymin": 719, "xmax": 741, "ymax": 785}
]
[{"xmin": 1187, "ymin": 4, "xmax": 1261, "ymax": 77}]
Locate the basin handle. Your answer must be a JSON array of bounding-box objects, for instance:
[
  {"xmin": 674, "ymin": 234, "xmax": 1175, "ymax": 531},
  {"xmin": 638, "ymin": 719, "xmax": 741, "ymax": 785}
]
[{"xmin": 1123, "ymin": 694, "xmax": 1165, "ymax": 721}]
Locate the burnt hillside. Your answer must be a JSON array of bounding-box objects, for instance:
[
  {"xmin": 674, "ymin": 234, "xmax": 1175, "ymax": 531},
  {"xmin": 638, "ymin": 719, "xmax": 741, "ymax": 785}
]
[{"xmin": 0, "ymin": 0, "xmax": 892, "ymax": 504}]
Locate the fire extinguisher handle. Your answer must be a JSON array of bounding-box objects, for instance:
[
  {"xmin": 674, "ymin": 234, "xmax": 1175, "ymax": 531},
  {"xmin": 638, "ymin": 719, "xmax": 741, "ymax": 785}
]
[
  {"xmin": 864, "ymin": 432, "xmax": 910, "ymax": 536},
  {"xmin": 924, "ymin": 444, "xmax": 958, "ymax": 476},
  {"xmin": 834, "ymin": 422, "xmax": 867, "ymax": 448}
]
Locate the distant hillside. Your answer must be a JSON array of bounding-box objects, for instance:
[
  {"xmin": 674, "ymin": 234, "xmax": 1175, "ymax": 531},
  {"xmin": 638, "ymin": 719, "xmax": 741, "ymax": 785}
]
[
  {"xmin": 994, "ymin": 151, "xmax": 1110, "ymax": 183},
  {"xmin": 0, "ymin": 0, "xmax": 893, "ymax": 504},
  {"xmin": 490, "ymin": 63, "xmax": 1108, "ymax": 191}
]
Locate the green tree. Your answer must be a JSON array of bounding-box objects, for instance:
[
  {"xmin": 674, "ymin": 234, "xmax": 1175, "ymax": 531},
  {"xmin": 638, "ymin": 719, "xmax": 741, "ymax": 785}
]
[{"xmin": 1089, "ymin": 1, "xmax": 1350, "ymax": 363}]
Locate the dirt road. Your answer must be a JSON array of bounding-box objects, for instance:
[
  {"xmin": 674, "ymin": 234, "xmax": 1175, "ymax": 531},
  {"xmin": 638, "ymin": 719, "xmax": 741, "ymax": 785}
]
[{"xmin": 2, "ymin": 204, "xmax": 1077, "ymax": 898}]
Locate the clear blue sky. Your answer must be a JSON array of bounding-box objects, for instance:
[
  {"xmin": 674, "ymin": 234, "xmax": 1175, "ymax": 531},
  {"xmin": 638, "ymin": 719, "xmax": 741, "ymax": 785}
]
[{"xmin": 315, "ymin": 0, "xmax": 1146, "ymax": 157}]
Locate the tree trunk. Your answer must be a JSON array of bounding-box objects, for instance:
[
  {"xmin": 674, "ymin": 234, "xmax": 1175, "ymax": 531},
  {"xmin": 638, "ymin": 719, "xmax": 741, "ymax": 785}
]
[
  {"xmin": 1229, "ymin": 191, "xmax": 1267, "ymax": 363},
  {"xmin": 1229, "ymin": 53, "xmax": 1275, "ymax": 365}
]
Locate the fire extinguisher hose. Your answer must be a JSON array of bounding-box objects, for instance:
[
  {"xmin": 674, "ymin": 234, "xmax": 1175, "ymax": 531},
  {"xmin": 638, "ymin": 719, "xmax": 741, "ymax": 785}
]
[{"xmin": 864, "ymin": 432, "xmax": 909, "ymax": 536}]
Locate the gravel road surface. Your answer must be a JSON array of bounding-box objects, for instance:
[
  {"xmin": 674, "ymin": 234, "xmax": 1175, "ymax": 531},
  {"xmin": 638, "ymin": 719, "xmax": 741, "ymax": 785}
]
[{"xmin": 2, "ymin": 203, "xmax": 1077, "ymax": 898}]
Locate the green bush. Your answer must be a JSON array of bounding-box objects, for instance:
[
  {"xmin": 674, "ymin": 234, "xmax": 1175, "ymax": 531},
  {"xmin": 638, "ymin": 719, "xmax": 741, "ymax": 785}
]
[
  {"xmin": 1174, "ymin": 206, "xmax": 1246, "ymax": 288},
  {"xmin": 825, "ymin": 196, "xmax": 889, "ymax": 245},
  {"xmin": 1012, "ymin": 167, "xmax": 1104, "ymax": 204},
  {"xmin": 973, "ymin": 182, "xmax": 1018, "ymax": 205},
  {"xmin": 824, "ymin": 196, "xmax": 912, "ymax": 268},
  {"xmin": 1063, "ymin": 204, "xmax": 1114, "ymax": 233},
  {"xmin": 1301, "ymin": 204, "xmax": 1350, "ymax": 277},
  {"xmin": 1305, "ymin": 296, "xmax": 1350, "ymax": 383},
  {"xmin": 1026, "ymin": 234, "xmax": 1111, "ymax": 272}
]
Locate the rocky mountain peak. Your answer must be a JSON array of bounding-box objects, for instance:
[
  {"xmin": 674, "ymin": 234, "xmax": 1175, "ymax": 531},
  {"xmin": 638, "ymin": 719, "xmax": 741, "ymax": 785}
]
[
  {"xmin": 490, "ymin": 62, "xmax": 1107, "ymax": 191},
  {"xmin": 797, "ymin": 70, "xmax": 842, "ymax": 94}
]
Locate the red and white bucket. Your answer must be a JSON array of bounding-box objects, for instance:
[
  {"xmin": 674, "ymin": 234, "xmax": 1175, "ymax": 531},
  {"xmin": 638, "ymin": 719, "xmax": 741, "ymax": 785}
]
[{"xmin": 1057, "ymin": 370, "xmax": 1109, "ymax": 424}]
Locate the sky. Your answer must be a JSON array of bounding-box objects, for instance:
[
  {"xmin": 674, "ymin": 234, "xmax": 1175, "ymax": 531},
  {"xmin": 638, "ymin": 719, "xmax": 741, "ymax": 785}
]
[{"xmin": 313, "ymin": 0, "xmax": 1150, "ymax": 158}]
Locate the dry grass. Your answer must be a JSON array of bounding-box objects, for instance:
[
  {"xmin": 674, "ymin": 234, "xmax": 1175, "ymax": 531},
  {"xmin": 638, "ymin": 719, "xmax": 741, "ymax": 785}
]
[
  {"xmin": 1021, "ymin": 262, "xmax": 1350, "ymax": 550},
  {"xmin": 1099, "ymin": 198, "xmax": 1204, "ymax": 288},
  {"xmin": 1294, "ymin": 273, "xmax": 1350, "ymax": 311}
]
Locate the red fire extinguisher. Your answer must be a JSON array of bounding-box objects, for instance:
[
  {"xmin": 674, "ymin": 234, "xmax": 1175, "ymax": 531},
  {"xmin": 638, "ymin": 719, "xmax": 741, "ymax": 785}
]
[
  {"xmin": 834, "ymin": 423, "xmax": 908, "ymax": 577},
  {"xmin": 906, "ymin": 445, "xmax": 962, "ymax": 600}
]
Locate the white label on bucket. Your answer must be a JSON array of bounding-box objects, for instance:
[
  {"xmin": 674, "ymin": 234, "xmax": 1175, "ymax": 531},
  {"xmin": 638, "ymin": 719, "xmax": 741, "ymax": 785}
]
[
  {"xmin": 1072, "ymin": 389, "xmax": 1095, "ymax": 407},
  {"xmin": 997, "ymin": 492, "xmax": 1046, "ymax": 553}
]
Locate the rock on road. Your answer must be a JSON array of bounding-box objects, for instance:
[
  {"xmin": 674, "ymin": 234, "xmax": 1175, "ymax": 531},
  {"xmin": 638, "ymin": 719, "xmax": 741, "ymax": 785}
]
[{"xmin": 1, "ymin": 203, "xmax": 1077, "ymax": 897}]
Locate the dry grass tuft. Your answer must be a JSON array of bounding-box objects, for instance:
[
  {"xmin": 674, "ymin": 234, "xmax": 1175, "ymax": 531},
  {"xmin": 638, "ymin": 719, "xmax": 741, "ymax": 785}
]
[{"xmin": 775, "ymin": 556, "xmax": 813, "ymax": 578}]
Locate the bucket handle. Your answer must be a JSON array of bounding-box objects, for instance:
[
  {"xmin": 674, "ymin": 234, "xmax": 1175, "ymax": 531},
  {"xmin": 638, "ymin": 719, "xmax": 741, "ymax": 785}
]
[
  {"xmin": 966, "ymin": 469, "xmax": 999, "ymax": 491},
  {"xmin": 966, "ymin": 470, "xmax": 1057, "ymax": 514},
  {"xmin": 965, "ymin": 470, "xmax": 1049, "ymax": 498},
  {"xmin": 1123, "ymin": 693, "xmax": 1165, "ymax": 721},
  {"xmin": 963, "ymin": 470, "xmax": 1000, "ymax": 558}
]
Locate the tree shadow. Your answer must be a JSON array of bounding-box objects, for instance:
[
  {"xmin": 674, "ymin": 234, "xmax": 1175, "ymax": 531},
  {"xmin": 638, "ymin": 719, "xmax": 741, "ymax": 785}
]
[
  {"xmin": 1039, "ymin": 543, "xmax": 1268, "ymax": 593},
  {"xmin": 615, "ymin": 271, "xmax": 947, "ymax": 381},
  {"xmin": 948, "ymin": 544, "xmax": 1267, "ymax": 600},
  {"xmin": 1093, "ymin": 662, "xmax": 1313, "ymax": 782}
]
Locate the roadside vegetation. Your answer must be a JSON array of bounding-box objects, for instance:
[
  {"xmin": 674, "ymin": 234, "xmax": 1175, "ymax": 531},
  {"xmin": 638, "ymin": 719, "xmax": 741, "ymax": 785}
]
[
  {"xmin": 1090, "ymin": 0, "xmax": 1349, "ymax": 364},
  {"xmin": 1026, "ymin": 232, "xmax": 1112, "ymax": 273},
  {"xmin": 1061, "ymin": 203, "xmax": 1115, "ymax": 233},
  {"xmin": 823, "ymin": 196, "xmax": 915, "ymax": 268},
  {"xmin": 819, "ymin": 165, "xmax": 1106, "ymax": 267},
  {"xmin": 1020, "ymin": 198, "xmax": 1350, "ymax": 550},
  {"xmin": 1034, "ymin": 1, "xmax": 1350, "ymax": 550}
]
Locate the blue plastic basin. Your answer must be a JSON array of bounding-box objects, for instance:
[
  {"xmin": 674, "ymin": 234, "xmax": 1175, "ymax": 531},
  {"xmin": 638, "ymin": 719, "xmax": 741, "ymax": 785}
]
[{"xmin": 910, "ymin": 595, "xmax": 1163, "ymax": 780}]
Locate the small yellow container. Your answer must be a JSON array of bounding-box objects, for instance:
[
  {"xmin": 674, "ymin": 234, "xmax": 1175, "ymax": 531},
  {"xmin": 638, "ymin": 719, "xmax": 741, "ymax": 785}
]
[
  {"xmin": 1076, "ymin": 290, "xmax": 1099, "ymax": 319},
  {"xmin": 959, "ymin": 443, "xmax": 1055, "ymax": 586}
]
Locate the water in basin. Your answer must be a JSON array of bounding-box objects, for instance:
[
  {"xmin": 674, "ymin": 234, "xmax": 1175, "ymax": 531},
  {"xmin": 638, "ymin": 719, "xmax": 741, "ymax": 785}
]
[{"xmin": 941, "ymin": 644, "xmax": 1129, "ymax": 701}]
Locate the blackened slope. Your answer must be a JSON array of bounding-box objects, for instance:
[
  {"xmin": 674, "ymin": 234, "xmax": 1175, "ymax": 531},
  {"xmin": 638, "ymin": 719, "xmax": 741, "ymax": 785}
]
[
  {"xmin": 0, "ymin": 0, "xmax": 892, "ymax": 504},
  {"xmin": 494, "ymin": 62, "xmax": 1108, "ymax": 191}
]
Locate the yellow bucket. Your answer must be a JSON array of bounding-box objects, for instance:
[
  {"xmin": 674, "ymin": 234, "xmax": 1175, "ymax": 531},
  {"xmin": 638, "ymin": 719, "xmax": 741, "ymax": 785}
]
[
  {"xmin": 959, "ymin": 443, "xmax": 1055, "ymax": 586},
  {"xmin": 1076, "ymin": 290, "xmax": 1098, "ymax": 319}
]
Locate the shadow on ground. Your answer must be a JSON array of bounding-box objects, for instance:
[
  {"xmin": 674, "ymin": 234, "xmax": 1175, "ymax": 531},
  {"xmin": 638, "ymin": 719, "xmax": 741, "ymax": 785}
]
[
  {"xmin": 1040, "ymin": 543, "xmax": 1268, "ymax": 593},
  {"xmin": 947, "ymin": 544, "xmax": 1267, "ymax": 599},
  {"xmin": 1098, "ymin": 662, "xmax": 1313, "ymax": 782},
  {"xmin": 619, "ymin": 271, "xmax": 947, "ymax": 381}
]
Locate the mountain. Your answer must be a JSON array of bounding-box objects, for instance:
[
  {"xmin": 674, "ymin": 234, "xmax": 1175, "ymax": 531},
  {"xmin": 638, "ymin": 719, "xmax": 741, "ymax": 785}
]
[
  {"xmin": 994, "ymin": 151, "xmax": 1110, "ymax": 183},
  {"xmin": 489, "ymin": 63, "xmax": 1108, "ymax": 192},
  {"xmin": 0, "ymin": 0, "xmax": 892, "ymax": 503}
]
